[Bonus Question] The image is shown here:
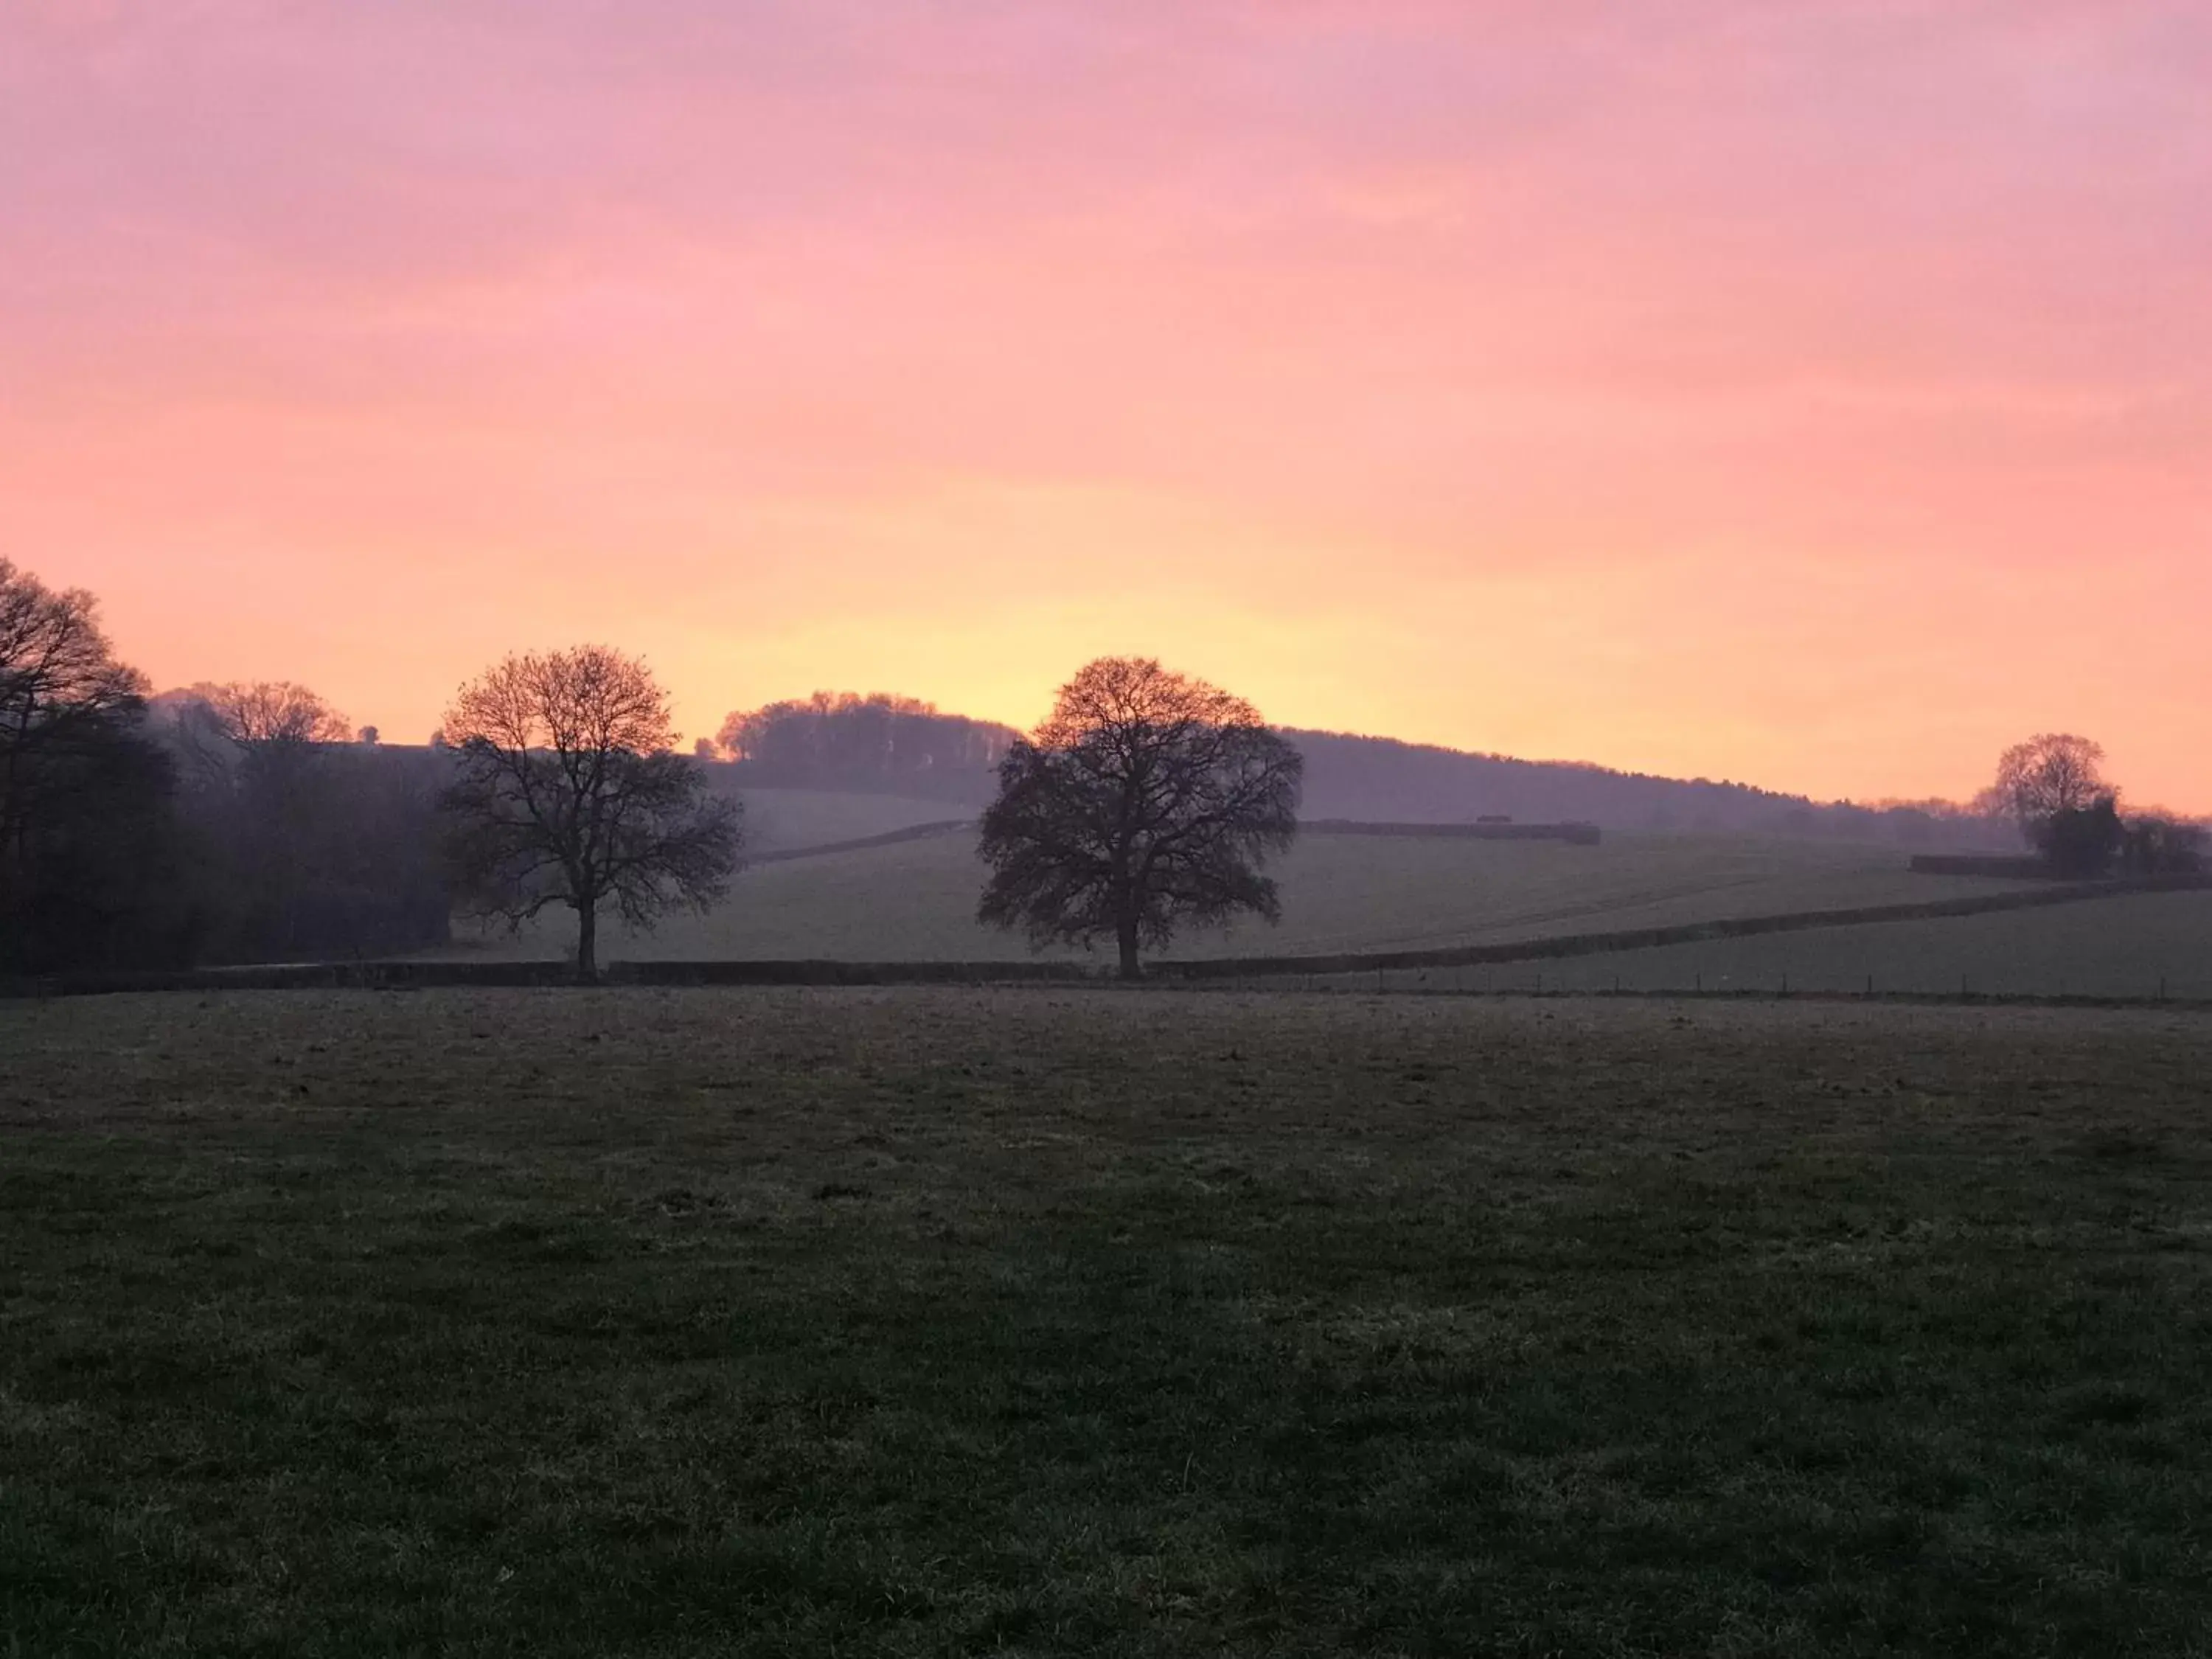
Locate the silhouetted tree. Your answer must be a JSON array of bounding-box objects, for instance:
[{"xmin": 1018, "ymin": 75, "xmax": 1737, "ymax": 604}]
[
  {"xmin": 1, "ymin": 560, "xmax": 148, "ymax": 860},
  {"xmin": 153, "ymin": 680, "xmax": 349, "ymax": 789},
  {"xmin": 2119, "ymin": 815, "xmax": 2207, "ymax": 877},
  {"xmin": 0, "ymin": 560, "xmax": 190, "ymax": 971},
  {"xmin": 2031, "ymin": 795, "xmax": 2126, "ymax": 878},
  {"xmin": 201, "ymin": 681, "xmax": 352, "ymax": 747},
  {"xmin": 440, "ymin": 647, "xmax": 742, "ymax": 980},
  {"xmin": 978, "ymin": 657, "xmax": 1302, "ymax": 978},
  {"xmin": 150, "ymin": 680, "xmax": 368, "ymax": 953},
  {"xmin": 1992, "ymin": 734, "xmax": 2111, "ymax": 836},
  {"xmin": 716, "ymin": 692, "xmax": 1018, "ymax": 787}
]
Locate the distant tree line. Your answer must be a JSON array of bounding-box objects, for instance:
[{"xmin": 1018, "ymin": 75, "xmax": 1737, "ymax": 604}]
[
  {"xmin": 140, "ymin": 692, "xmax": 451, "ymax": 964},
  {"xmin": 7, "ymin": 552, "xmax": 2200, "ymax": 983},
  {"xmin": 712, "ymin": 692, "xmax": 1018, "ymax": 791},
  {"xmin": 1, "ymin": 559, "xmax": 752, "ymax": 981},
  {"xmin": 0, "ymin": 563, "xmax": 461, "ymax": 976}
]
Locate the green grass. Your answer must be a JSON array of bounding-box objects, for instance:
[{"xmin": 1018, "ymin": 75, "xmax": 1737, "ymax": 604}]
[
  {"xmin": 730, "ymin": 786, "xmax": 970, "ymax": 853},
  {"xmin": 5, "ymin": 990, "xmax": 2211, "ymax": 1655},
  {"xmin": 442, "ymin": 830, "xmax": 2035, "ymax": 964},
  {"xmin": 1367, "ymin": 888, "xmax": 2212, "ymax": 1001}
]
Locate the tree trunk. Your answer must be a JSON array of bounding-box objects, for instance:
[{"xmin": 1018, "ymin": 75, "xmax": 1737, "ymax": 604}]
[
  {"xmin": 1116, "ymin": 914, "xmax": 1141, "ymax": 981},
  {"xmin": 575, "ymin": 902, "xmax": 599, "ymax": 984}
]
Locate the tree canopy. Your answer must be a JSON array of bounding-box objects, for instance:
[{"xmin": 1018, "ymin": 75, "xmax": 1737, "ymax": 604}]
[
  {"xmin": 714, "ymin": 691, "xmax": 1017, "ymax": 785},
  {"xmin": 440, "ymin": 647, "xmax": 742, "ymax": 980},
  {"xmin": 978, "ymin": 657, "xmax": 1303, "ymax": 978},
  {"xmin": 0, "ymin": 559, "xmax": 187, "ymax": 971},
  {"xmin": 1989, "ymin": 734, "xmax": 2112, "ymax": 832}
]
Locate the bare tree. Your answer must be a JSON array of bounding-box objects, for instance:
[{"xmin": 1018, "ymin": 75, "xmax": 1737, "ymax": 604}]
[
  {"xmin": 978, "ymin": 656, "xmax": 1302, "ymax": 978},
  {"xmin": 1991, "ymin": 734, "xmax": 2112, "ymax": 835},
  {"xmin": 0, "ymin": 560, "xmax": 145, "ymax": 729},
  {"xmin": 199, "ymin": 681, "xmax": 352, "ymax": 748},
  {"xmin": 151, "ymin": 680, "xmax": 351, "ymax": 789},
  {"xmin": 439, "ymin": 646, "xmax": 742, "ymax": 980}
]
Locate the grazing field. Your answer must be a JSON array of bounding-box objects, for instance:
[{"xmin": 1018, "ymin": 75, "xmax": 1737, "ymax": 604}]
[
  {"xmin": 5, "ymin": 989, "xmax": 2211, "ymax": 1655},
  {"xmin": 728, "ymin": 787, "xmax": 970, "ymax": 854},
  {"xmin": 1354, "ymin": 888, "xmax": 2212, "ymax": 1001},
  {"xmin": 443, "ymin": 830, "xmax": 2036, "ymax": 964}
]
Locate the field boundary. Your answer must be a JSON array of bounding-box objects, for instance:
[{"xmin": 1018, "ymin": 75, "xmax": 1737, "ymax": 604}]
[
  {"xmin": 1147, "ymin": 874, "xmax": 2210, "ymax": 979},
  {"xmin": 7, "ymin": 875, "xmax": 2202, "ymax": 1001},
  {"xmin": 751, "ymin": 818, "xmax": 1609, "ymax": 862},
  {"xmin": 1908, "ymin": 852, "xmax": 2056, "ymax": 878},
  {"xmin": 745, "ymin": 818, "xmax": 973, "ymax": 864},
  {"xmin": 0, "ymin": 958, "xmax": 1099, "ymax": 998},
  {"xmin": 1302, "ymin": 818, "xmax": 1602, "ymax": 844},
  {"xmin": 1241, "ymin": 983, "xmax": 2212, "ymax": 1011}
]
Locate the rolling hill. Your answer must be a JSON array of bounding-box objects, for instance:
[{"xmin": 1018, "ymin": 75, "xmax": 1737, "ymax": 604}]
[
  {"xmin": 439, "ymin": 813, "xmax": 2042, "ymax": 967},
  {"xmin": 706, "ymin": 720, "xmax": 2006, "ymax": 846},
  {"xmin": 1433, "ymin": 888, "xmax": 2212, "ymax": 1001}
]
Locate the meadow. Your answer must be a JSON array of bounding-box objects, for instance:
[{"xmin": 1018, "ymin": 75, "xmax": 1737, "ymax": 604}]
[
  {"xmin": 445, "ymin": 817, "xmax": 2037, "ymax": 966},
  {"xmin": 717, "ymin": 787, "xmax": 967, "ymax": 854},
  {"xmin": 5, "ymin": 987, "xmax": 2211, "ymax": 1655},
  {"xmin": 1453, "ymin": 888, "xmax": 2212, "ymax": 1002}
]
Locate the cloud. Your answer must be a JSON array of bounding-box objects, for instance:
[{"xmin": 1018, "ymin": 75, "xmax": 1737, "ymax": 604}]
[{"xmin": 2, "ymin": 1, "xmax": 2207, "ymax": 804}]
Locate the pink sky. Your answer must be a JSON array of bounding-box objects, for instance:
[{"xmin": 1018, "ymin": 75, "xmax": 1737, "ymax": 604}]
[{"xmin": 4, "ymin": 1, "xmax": 2208, "ymax": 807}]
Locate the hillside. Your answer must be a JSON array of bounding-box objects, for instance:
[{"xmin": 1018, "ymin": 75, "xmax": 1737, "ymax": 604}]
[
  {"xmin": 709, "ymin": 721, "xmax": 2000, "ymax": 846},
  {"xmin": 1452, "ymin": 888, "xmax": 2212, "ymax": 1001},
  {"xmin": 439, "ymin": 827, "xmax": 2039, "ymax": 966},
  {"xmin": 727, "ymin": 787, "xmax": 968, "ymax": 854},
  {"xmin": 1283, "ymin": 729, "xmax": 1981, "ymax": 842}
]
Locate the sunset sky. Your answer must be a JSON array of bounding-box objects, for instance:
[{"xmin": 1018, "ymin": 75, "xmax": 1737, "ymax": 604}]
[{"xmin": 4, "ymin": 1, "xmax": 2208, "ymax": 808}]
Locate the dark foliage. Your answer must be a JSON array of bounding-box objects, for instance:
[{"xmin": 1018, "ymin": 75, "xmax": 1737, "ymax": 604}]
[
  {"xmin": 147, "ymin": 686, "xmax": 454, "ymax": 964},
  {"xmin": 2, "ymin": 710, "xmax": 194, "ymax": 972},
  {"xmin": 0, "ymin": 560, "xmax": 195, "ymax": 972},
  {"xmin": 978, "ymin": 657, "xmax": 1301, "ymax": 978},
  {"xmin": 716, "ymin": 692, "xmax": 1018, "ymax": 792},
  {"xmin": 2032, "ymin": 797, "xmax": 2127, "ymax": 878},
  {"xmin": 2120, "ymin": 815, "xmax": 2206, "ymax": 877},
  {"xmin": 1992, "ymin": 734, "xmax": 2112, "ymax": 833},
  {"xmin": 442, "ymin": 647, "xmax": 743, "ymax": 980}
]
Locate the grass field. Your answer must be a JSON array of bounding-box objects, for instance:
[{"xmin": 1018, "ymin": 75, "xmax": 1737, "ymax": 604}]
[
  {"xmin": 5, "ymin": 989, "xmax": 2211, "ymax": 1655},
  {"xmin": 728, "ymin": 787, "xmax": 968, "ymax": 854},
  {"xmin": 442, "ymin": 830, "xmax": 2037, "ymax": 965},
  {"xmin": 1324, "ymin": 888, "xmax": 2212, "ymax": 1002}
]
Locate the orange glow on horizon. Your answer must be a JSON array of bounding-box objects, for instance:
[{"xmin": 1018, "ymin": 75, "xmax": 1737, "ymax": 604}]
[{"xmin": 4, "ymin": 4, "xmax": 2207, "ymax": 811}]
